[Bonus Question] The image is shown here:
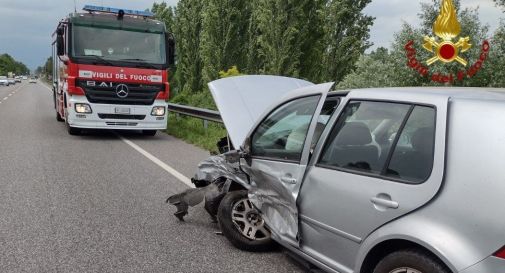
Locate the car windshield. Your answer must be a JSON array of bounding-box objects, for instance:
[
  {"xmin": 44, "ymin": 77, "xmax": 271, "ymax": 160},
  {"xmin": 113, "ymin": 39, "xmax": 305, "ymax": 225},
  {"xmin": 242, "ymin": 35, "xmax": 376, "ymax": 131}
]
[
  {"xmin": 0, "ymin": 76, "xmax": 6, "ymax": 79},
  {"xmin": 72, "ymin": 25, "xmax": 166, "ymax": 65}
]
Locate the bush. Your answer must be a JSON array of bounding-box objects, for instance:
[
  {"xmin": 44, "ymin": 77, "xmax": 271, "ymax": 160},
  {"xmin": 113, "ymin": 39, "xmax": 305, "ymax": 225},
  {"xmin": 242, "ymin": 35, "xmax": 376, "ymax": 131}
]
[
  {"xmin": 167, "ymin": 114, "xmax": 226, "ymax": 154},
  {"xmin": 166, "ymin": 66, "xmax": 245, "ymax": 153}
]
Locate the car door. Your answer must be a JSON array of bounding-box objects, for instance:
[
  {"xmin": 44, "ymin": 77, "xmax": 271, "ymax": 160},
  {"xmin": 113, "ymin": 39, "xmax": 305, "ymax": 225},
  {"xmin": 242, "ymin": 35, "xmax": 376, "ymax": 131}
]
[
  {"xmin": 243, "ymin": 83, "xmax": 334, "ymax": 246},
  {"xmin": 297, "ymin": 96, "xmax": 447, "ymax": 271}
]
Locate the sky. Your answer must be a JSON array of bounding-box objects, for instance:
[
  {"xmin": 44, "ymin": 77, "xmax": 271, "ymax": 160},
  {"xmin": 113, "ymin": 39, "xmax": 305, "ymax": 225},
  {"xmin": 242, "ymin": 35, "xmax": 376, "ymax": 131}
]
[{"xmin": 0, "ymin": 0, "xmax": 502, "ymax": 71}]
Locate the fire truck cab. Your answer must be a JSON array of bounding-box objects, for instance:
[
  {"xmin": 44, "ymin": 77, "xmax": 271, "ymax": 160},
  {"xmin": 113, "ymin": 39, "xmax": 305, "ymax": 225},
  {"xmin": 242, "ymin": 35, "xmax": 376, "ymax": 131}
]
[{"xmin": 52, "ymin": 5, "xmax": 175, "ymax": 136}]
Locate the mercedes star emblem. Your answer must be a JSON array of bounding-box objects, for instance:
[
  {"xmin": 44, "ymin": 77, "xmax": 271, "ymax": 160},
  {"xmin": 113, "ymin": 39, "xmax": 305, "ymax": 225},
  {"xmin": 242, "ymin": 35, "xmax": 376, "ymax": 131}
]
[{"xmin": 115, "ymin": 84, "xmax": 129, "ymax": 98}]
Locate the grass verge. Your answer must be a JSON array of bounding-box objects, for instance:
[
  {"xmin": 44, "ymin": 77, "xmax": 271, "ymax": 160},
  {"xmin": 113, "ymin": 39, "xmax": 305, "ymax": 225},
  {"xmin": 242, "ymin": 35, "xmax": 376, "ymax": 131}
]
[{"xmin": 166, "ymin": 113, "xmax": 227, "ymax": 154}]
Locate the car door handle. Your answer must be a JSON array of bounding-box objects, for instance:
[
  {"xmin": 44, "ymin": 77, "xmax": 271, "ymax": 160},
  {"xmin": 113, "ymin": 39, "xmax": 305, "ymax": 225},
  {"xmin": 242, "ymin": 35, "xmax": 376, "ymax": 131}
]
[
  {"xmin": 371, "ymin": 197, "xmax": 399, "ymax": 209},
  {"xmin": 280, "ymin": 177, "xmax": 297, "ymax": 184}
]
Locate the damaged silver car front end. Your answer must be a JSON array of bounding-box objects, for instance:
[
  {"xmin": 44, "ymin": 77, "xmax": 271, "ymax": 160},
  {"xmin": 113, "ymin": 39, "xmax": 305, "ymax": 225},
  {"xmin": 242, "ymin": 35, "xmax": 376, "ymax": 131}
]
[{"xmin": 166, "ymin": 151, "xmax": 249, "ymax": 222}]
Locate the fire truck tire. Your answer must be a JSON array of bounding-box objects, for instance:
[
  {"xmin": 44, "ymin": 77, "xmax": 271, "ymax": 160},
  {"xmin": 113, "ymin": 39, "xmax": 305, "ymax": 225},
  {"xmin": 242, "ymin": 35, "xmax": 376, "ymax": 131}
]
[
  {"xmin": 65, "ymin": 110, "xmax": 80, "ymax": 135},
  {"xmin": 66, "ymin": 124, "xmax": 81, "ymax": 135},
  {"xmin": 56, "ymin": 112, "xmax": 64, "ymax": 122},
  {"xmin": 142, "ymin": 130, "xmax": 157, "ymax": 136}
]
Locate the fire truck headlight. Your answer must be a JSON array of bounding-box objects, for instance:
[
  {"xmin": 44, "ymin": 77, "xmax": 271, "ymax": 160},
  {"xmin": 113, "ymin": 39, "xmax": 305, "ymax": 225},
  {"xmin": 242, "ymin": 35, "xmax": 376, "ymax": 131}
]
[
  {"xmin": 151, "ymin": 106, "xmax": 166, "ymax": 116},
  {"xmin": 75, "ymin": 103, "xmax": 92, "ymax": 114}
]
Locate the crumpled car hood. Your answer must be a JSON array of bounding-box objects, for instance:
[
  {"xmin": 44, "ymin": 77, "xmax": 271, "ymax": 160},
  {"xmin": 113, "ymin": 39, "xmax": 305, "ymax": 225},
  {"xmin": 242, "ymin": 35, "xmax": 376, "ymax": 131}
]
[{"xmin": 208, "ymin": 75, "xmax": 313, "ymax": 148}]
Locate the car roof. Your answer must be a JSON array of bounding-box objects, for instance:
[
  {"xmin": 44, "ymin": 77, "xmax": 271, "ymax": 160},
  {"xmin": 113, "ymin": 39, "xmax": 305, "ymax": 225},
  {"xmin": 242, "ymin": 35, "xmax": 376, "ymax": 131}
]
[{"xmin": 345, "ymin": 87, "xmax": 505, "ymax": 103}]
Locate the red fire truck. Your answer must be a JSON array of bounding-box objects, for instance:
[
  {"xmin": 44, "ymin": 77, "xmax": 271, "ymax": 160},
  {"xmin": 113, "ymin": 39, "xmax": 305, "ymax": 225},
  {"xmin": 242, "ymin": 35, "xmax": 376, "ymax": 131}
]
[{"xmin": 52, "ymin": 5, "xmax": 175, "ymax": 136}]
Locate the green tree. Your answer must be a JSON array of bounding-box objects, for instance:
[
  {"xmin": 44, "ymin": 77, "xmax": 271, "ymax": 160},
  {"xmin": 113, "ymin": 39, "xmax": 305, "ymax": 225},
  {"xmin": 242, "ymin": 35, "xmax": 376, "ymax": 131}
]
[
  {"xmin": 152, "ymin": 2, "xmax": 176, "ymax": 33},
  {"xmin": 173, "ymin": 0, "xmax": 205, "ymax": 94},
  {"xmin": 494, "ymin": 0, "xmax": 505, "ymax": 8},
  {"xmin": 44, "ymin": 57, "xmax": 53, "ymax": 78},
  {"xmin": 200, "ymin": 0, "xmax": 250, "ymax": 84},
  {"xmin": 152, "ymin": 3, "xmax": 178, "ymax": 95},
  {"xmin": 487, "ymin": 20, "xmax": 505, "ymax": 87},
  {"xmin": 247, "ymin": 0, "xmax": 310, "ymax": 77},
  {"xmin": 0, "ymin": 54, "xmax": 29, "ymax": 75},
  {"xmin": 321, "ymin": 0, "xmax": 374, "ymax": 83},
  {"xmin": 338, "ymin": 0, "xmax": 497, "ymax": 89},
  {"xmin": 298, "ymin": 0, "xmax": 326, "ymax": 82}
]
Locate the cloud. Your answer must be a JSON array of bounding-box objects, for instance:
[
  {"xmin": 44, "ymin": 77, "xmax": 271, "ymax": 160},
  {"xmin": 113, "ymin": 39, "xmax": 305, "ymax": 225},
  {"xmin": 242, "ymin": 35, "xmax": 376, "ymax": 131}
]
[{"xmin": 365, "ymin": 0, "xmax": 504, "ymax": 51}]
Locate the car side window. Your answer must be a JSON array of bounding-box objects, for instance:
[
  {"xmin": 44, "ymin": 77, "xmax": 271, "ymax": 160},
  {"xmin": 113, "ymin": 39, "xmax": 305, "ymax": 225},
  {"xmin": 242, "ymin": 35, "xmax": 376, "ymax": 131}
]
[
  {"xmin": 318, "ymin": 101, "xmax": 411, "ymax": 174},
  {"xmin": 251, "ymin": 96, "xmax": 320, "ymax": 162},
  {"xmin": 385, "ymin": 106, "xmax": 436, "ymax": 183},
  {"xmin": 310, "ymin": 96, "xmax": 341, "ymax": 150}
]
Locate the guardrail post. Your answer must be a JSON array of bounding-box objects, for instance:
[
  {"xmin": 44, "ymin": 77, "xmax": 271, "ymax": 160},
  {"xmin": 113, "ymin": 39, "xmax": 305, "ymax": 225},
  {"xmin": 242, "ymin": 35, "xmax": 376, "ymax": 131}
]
[{"xmin": 203, "ymin": 120, "xmax": 208, "ymax": 130}]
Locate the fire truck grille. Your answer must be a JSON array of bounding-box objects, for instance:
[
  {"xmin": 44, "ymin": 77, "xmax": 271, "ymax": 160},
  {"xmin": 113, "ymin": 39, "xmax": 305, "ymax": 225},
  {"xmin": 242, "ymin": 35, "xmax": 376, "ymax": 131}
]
[
  {"xmin": 77, "ymin": 81, "xmax": 163, "ymax": 106},
  {"xmin": 98, "ymin": 114, "xmax": 146, "ymax": 120},
  {"xmin": 106, "ymin": 122, "xmax": 139, "ymax": 126}
]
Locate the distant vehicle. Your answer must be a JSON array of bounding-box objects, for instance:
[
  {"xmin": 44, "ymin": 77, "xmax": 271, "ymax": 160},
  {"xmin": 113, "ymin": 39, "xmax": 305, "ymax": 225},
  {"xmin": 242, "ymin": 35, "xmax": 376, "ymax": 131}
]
[
  {"xmin": 7, "ymin": 78, "xmax": 16, "ymax": 85},
  {"xmin": 22, "ymin": 76, "xmax": 28, "ymax": 80},
  {"xmin": 15, "ymin": 76, "xmax": 21, "ymax": 83},
  {"xmin": 29, "ymin": 77, "xmax": 37, "ymax": 83},
  {"xmin": 52, "ymin": 5, "xmax": 175, "ymax": 136},
  {"xmin": 0, "ymin": 76, "xmax": 9, "ymax": 86}
]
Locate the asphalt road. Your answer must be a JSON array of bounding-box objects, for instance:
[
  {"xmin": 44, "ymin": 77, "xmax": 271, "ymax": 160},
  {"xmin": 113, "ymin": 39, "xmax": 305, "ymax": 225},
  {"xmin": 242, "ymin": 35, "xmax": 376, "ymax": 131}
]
[{"xmin": 0, "ymin": 82, "xmax": 306, "ymax": 273}]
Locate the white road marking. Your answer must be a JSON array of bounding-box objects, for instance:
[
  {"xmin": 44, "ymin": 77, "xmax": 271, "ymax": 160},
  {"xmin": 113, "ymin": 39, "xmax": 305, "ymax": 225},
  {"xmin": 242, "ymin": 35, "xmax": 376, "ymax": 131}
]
[
  {"xmin": 8, "ymin": 94, "xmax": 12, "ymax": 96},
  {"xmin": 3, "ymin": 97, "xmax": 7, "ymax": 100},
  {"xmin": 117, "ymin": 135, "xmax": 194, "ymax": 188}
]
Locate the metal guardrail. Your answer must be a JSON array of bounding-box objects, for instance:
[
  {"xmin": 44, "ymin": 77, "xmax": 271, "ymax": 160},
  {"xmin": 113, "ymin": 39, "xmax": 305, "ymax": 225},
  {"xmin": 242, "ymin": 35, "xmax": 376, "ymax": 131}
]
[{"xmin": 167, "ymin": 103, "xmax": 223, "ymax": 124}]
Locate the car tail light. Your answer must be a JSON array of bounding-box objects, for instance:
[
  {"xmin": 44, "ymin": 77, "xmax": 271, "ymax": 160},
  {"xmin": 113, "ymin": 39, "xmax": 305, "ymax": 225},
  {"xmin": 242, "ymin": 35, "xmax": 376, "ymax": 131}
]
[{"xmin": 493, "ymin": 246, "xmax": 505, "ymax": 259}]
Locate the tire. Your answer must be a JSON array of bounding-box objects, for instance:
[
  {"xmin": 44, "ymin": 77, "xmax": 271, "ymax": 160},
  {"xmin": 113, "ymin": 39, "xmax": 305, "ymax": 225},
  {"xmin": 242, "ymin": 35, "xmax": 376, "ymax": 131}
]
[
  {"xmin": 65, "ymin": 108, "xmax": 80, "ymax": 136},
  {"xmin": 142, "ymin": 130, "xmax": 157, "ymax": 136},
  {"xmin": 373, "ymin": 249, "xmax": 450, "ymax": 273},
  {"xmin": 66, "ymin": 123, "xmax": 80, "ymax": 135},
  {"xmin": 56, "ymin": 111, "xmax": 64, "ymax": 122},
  {"xmin": 217, "ymin": 190, "xmax": 275, "ymax": 252}
]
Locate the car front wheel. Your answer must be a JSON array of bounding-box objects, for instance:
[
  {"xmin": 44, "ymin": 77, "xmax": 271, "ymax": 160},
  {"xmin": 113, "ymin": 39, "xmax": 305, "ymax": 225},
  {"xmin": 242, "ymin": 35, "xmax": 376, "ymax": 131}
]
[
  {"xmin": 217, "ymin": 190, "xmax": 274, "ymax": 252},
  {"xmin": 373, "ymin": 249, "xmax": 450, "ymax": 273}
]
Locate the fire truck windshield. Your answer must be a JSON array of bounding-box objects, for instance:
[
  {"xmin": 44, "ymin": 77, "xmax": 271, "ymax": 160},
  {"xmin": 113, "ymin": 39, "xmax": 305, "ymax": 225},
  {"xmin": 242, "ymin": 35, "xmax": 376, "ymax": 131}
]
[{"xmin": 72, "ymin": 25, "xmax": 166, "ymax": 66}]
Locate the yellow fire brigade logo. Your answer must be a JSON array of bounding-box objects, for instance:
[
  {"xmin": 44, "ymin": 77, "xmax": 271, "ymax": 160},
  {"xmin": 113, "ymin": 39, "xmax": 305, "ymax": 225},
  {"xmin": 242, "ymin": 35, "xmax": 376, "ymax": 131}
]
[{"xmin": 423, "ymin": 0, "xmax": 472, "ymax": 66}]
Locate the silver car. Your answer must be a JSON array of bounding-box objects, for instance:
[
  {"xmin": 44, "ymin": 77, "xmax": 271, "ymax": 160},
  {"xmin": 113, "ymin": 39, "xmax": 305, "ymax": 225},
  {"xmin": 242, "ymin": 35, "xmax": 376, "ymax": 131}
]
[
  {"xmin": 174, "ymin": 76, "xmax": 505, "ymax": 273},
  {"xmin": 0, "ymin": 76, "xmax": 9, "ymax": 86}
]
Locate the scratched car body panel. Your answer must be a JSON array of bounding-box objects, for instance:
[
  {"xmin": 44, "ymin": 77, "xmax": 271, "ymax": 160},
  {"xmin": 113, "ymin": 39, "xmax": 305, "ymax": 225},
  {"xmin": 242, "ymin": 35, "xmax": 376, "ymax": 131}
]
[{"xmin": 188, "ymin": 77, "xmax": 505, "ymax": 273}]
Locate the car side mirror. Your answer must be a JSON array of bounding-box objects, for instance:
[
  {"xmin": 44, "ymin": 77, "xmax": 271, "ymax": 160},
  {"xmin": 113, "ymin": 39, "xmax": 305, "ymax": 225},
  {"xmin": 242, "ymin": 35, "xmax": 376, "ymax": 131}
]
[
  {"xmin": 166, "ymin": 34, "xmax": 175, "ymax": 66},
  {"xmin": 56, "ymin": 29, "xmax": 65, "ymax": 56}
]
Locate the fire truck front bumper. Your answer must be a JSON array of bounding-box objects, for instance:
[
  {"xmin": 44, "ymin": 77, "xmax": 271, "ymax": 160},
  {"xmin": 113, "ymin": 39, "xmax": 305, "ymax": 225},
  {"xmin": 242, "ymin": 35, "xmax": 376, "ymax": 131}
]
[{"xmin": 66, "ymin": 96, "xmax": 168, "ymax": 130}]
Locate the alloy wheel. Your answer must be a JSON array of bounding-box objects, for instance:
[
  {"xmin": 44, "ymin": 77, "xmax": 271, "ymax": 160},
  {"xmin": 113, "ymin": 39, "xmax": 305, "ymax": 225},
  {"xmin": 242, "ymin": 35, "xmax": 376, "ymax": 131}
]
[{"xmin": 231, "ymin": 198, "xmax": 270, "ymax": 241}]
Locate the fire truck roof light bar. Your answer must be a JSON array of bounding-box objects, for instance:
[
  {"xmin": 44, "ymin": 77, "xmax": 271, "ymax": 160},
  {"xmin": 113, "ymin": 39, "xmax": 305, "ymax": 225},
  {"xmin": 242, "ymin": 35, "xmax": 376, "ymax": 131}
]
[{"xmin": 82, "ymin": 5, "xmax": 154, "ymax": 18}]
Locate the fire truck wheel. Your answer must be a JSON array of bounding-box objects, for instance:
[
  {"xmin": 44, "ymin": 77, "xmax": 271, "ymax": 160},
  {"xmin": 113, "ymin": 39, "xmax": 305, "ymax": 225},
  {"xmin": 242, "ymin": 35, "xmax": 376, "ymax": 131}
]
[
  {"xmin": 142, "ymin": 130, "xmax": 157, "ymax": 136},
  {"xmin": 66, "ymin": 124, "xmax": 81, "ymax": 135},
  {"xmin": 65, "ymin": 112, "xmax": 80, "ymax": 135},
  {"xmin": 56, "ymin": 112, "xmax": 64, "ymax": 122}
]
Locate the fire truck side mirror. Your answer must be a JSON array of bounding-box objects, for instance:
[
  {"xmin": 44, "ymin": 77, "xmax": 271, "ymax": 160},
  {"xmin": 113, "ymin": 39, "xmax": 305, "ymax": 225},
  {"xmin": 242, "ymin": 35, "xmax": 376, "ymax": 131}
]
[
  {"xmin": 56, "ymin": 28, "xmax": 65, "ymax": 56},
  {"xmin": 166, "ymin": 34, "xmax": 175, "ymax": 66}
]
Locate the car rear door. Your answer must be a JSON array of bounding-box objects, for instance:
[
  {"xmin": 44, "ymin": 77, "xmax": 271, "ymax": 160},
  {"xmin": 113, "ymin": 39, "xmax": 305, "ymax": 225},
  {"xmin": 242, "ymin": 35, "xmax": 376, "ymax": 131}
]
[
  {"xmin": 243, "ymin": 83, "xmax": 335, "ymax": 246},
  {"xmin": 297, "ymin": 93, "xmax": 448, "ymax": 270}
]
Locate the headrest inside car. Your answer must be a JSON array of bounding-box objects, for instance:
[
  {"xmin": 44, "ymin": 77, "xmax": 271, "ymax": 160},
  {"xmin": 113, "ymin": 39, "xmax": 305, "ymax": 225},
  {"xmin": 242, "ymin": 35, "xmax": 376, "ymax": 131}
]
[
  {"xmin": 335, "ymin": 122, "xmax": 373, "ymax": 146},
  {"xmin": 411, "ymin": 127, "xmax": 435, "ymax": 152}
]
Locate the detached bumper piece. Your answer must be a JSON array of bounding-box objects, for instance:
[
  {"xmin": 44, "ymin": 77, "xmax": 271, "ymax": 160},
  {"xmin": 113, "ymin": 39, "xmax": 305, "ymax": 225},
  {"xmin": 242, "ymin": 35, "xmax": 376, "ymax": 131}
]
[
  {"xmin": 166, "ymin": 154, "xmax": 249, "ymax": 222},
  {"xmin": 167, "ymin": 178, "xmax": 231, "ymax": 222}
]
